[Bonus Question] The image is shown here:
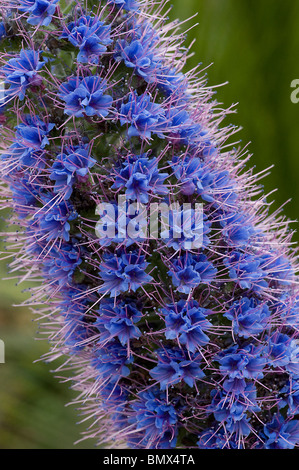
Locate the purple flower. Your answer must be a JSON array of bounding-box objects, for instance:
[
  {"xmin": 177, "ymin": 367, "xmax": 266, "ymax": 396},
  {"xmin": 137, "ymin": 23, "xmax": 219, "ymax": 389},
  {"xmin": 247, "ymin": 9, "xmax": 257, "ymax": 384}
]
[
  {"xmin": 50, "ymin": 144, "xmax": 96, "ymax": 198},
  {"xmin": 98, "ymin": 249, "xmax": 153, "ymax": 297},
  {"xmin": 216, "ymin": 344, "xmax": 265, "ymax": 394},
  {"xmin": 15, "ymin": 115, "xmax": 54, "ymax": 149},
  {"xmin": 150, "ymin": 347, "xmax": 205, "ymax": 390},
  {"xmin": 106, "ymin": 0, "xmax": 139, "ymax": 11},
  {"xmin": 111, "ymin": 155, "xmax": 168, "ymax": 202},
  {"xmin": 115, "ymin": 39, "xmax": 157, "ymax": 79},
  {"xmin": 224, "ymin": 250, "xmax": 268, "ymax": 292},
  {"xmin": 61, "ymin": 15, "xmax": 112, "ymax": 64},
  {"xmin": 128, "ymin": 389, "xmax": 178, "ymax": 449},
  {"xmin": 224, "ymin": 297, "xmax": 270, "ymax": 338},
  {"xmin": 33, "ymin": 196, "xmax": 78, "ymax": 242},
  {"xmin": 161, "ymin": 299, "xmax": 212, "ymax": 352},
  {"xmin": 42, "ymin": 243, "xmax": 82, "ymax": 287},
  {"xmin": 95, "ymin": 298, "xmax": 142, "ymax": 346},
  {"xmin": 220, "ymin": 211, "xmax": 256, "ymax": 247},
  {"xmin": 17, "ymin": 0, "xmax": 59, "ymax": 26},
  {"xmin": 2, "ymin": 0, "xmax": 299, "ymax": 451},
  {"xmin": 91, "ymin": 342, "xmax": 133, "ymax": 383},
  {"xmin": 58, "ymin": 76, "xmax": 113, "ymax": 117},
  {"xmin": 1, "ymin": 49, "xmax": 45, "ymax": 100},
  {"xmin": 263, "ymin": 414, "xmax": 299, "ymax": 449},
  {"xmin": 168, "ymin": 253, "xmax": 217, "ymax": 294},
  {"xmin": 0, "ymin": 22, "xmax": 6, "ymax": 40},
  {"xmin": 120, "ymin": 91, "xmax": 166, "ymax": 139}
]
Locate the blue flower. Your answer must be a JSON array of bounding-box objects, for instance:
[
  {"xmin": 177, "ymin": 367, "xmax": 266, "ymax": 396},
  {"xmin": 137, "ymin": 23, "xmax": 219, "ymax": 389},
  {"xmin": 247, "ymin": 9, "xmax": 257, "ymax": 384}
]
[
  {"xmin": 111, "ymin": 155, "xmax": 168, "ymax": 203},
  {"xmin": 17, "ymin": 0, "xmax": 59, "ymax": 26},
  {"xmin": 106, "ymin": 0, "xmax": 139, "ymax": 11},
  {"xmin": 266, "ymin": 332, "xmax": 293, "ymax": 368},
  {"xmin": 263, "ymin": 414, "xmax": 299, "ymax": 449},
  {"xmin": 161, "ymin": 299, "xmax": 212, "ymax": 352},
  {"xmin": 208, "ymin": 170, "xmax": 237, "ymax": 208},
  {"xmin": 98, "ymin": 249, "xmax": 153, "ymax": 297},
  {"xmin": 15, "ymin": 115, "xmax": 54, "ymax": 149},
  {"xmin": 165, "ymin": 107, "xmax": 203, "ymax": 146},
  {"xmin": 49, "ymin": 160, "xmax": 75, "ymax": 199},
  {"xmin": 95, "ymin": 298, "xmax": 142, "ymax": 346},
  {"xmin": 216, "ymin": 344, "xmax": 265, "ymax": 394},
  {"xmin": 0, "ymin": 22, "xmax": 6, "ymax": 40},
  {"xmin": 1, "ymin": 142, "xmax": 44, "ymax": 174},
  {"xmin": 129, "ymin": 388, "xmax": 178, "ymax": 449},
  {"xmin": 225, "ymin": 416, "xmax": 252, "ymax": 438},
  {"xmin": 43, "ymin": 243, "xmax": 82, "ymax": 287},
  {"xmin": 50, "ymin": 144, "xmax": 96, "ymax": 198},
  {"xmin": 33, "ymin": 196, "xmax": 77, "ymax": 242},
  {"xmin": 279, "ymin": 380, "xmax": 299, "ymax": 416},
  {"xmin": 99, "ymin": 383, "xmax": 128, "ymax": 429},
  {"xmin": 170, "ymin": 155, "xmax": 208, "ymax": 196},
  {"xmin": 224, "ymin": 297, "xmax": 270, "ymax": 338},
  {"xmin": 91, "ymin": 342, "xmax": 133, "ymax": 383},
  {"xmin": 150, "ymin": 347, "xmax": 205, "ymax": 390},
  {"xmin": 220, "ymin": 211, "xmax": 256, "ymax": 247},
  {"xmin": 209, "ymin": 384, "xmax": 260, "ymax": 424},
  {"xmin": 260, "ymin": 252, "xmax": 294, "ymax": 286},
  {"xmin": 60, "ymin": 144, "xmax": 96, "ymax": 176},
  {"xmin": 10, "ymin": 177, "xmax": 40, "ymax": 216},
  {"xmin": 265, "ymin": 332, "xmax": 299, "ymax": 375},
  {"xmin": 168, "ymin": 253, "xmax": 217, "ymax": 294},
  {"xmin": 131, "ymin": 17, "xmax": 160, "ymax": 49},
  {"xmin": 224, "ymin": 250, "xmax": 268, "ymax": 292},
  {"xmin": 170, "ymin": 156, "xmax": 237, "ymax": 208},
  {"xmin": 115, "ymin": 39, "xmax": 157, "ymax": 79},
  {"xmin": 58, "ymin": 76, "xmax": 113, "ymax": 118},
  {"xmin": 1, "ymin": 49, "xmax": 45, "ymax": 100},
  {"xmin": 63, "ymin": 320, "xmax": 90, "ymax": 354},
  {"xmin": 21, "ymin": 148, "xmax": 46, "ymax": 168},
  {"xmin": 157, "ymin": 67, "xmax": 188, "ymax": 99},
  {"xmin": 273, "ymin": 295, "xmax": 299, "ymax": 328},
  {"xmin": 2, "ymin": 0, "xmax": 299, "ymax": 450},
  {"xmin": 120, "ymin": 91, "xmax": 166, "ymax": 139},
  {"xmin": 61, "ymin": 15, "xmax": 112, "ymax": 64},
  {"xmin": 197, "ymin": 429, "xmax": 238, "ymax": 449}
]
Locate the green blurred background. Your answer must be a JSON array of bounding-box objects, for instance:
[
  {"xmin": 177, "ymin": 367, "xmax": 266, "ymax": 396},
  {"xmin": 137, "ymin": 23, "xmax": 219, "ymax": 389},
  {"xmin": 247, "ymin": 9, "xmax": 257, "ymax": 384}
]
[{"xmin": 1, "ymin": 0, "xmax": 299, "ymax": 449}]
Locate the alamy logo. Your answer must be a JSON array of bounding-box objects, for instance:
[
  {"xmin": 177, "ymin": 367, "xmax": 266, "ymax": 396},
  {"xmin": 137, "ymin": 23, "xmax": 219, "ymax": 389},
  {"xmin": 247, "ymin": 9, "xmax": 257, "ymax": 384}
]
[
  {"xmin": 0, "ymin": 339, "xmax": 5, "ymax": 363},
  {"xmin": 95, "ymin": 195, "xmax": 204, "ymax": 250}
]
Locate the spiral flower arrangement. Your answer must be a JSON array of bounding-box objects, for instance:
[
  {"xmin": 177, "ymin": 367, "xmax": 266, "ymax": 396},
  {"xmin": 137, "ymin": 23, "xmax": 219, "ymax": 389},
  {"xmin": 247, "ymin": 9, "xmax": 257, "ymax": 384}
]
[{"xmin": 1, "ymin": 0, "xmax": 299, "ymax": 450}]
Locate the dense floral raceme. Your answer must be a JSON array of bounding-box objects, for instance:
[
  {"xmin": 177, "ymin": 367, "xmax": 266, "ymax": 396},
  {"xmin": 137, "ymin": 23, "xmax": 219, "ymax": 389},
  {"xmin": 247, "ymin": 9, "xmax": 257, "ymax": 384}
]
[{"xmin": 1, "ymin": 0, "xmax": 299, "ymax": 450}]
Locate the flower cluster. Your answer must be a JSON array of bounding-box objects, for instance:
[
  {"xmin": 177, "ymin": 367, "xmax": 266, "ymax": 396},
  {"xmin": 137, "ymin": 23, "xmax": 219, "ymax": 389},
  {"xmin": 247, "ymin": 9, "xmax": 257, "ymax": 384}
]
[
  {"xmin": 17, "ymin": 0, "xmax": 59, "ymax": 26},
  {"xmin": 58, "ymin": 75, "xmax": 113, "ymax": 117},
  {"xmin": 61, "ymin": 15, "xmax": 112, "ymax": 64},
  {"xmin": 0, "ymin": 49, "xmax": 45, "ymax": 100},
  {"xmin": 1, "ymin": 0, "xmax": 299, "ymax": 451},
  {"xmin": 111, "ymin": 154, "xmax": 169, "ymax": 202}
]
